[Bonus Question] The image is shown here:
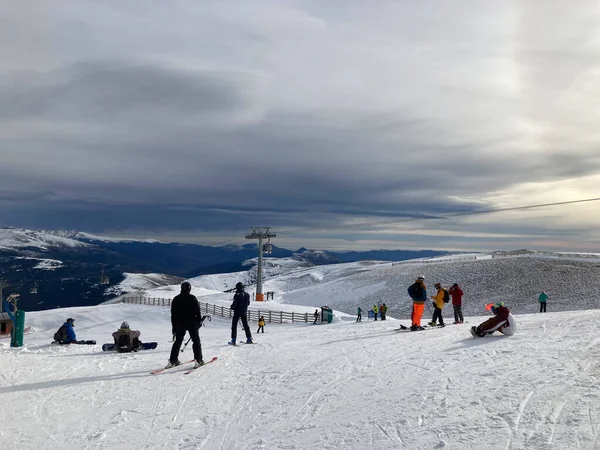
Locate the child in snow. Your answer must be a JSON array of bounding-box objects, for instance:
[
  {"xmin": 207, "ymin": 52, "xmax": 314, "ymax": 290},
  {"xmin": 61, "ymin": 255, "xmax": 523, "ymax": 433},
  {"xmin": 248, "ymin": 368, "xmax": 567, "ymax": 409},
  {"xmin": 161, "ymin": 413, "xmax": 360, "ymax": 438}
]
[
  {"xmin": 257, "ymin": 316, "xmax": 265, "ymax": 333},
  {"xmin": 357, "ymin": 307, "xmax": 362, "ymax": 322},
  {"xmin": 471, "ymin": 302, "xmax": 516, "ymax": 337},
  {"xmin": 53, "ymin": 318, "xmax": 78, "ymax": 344},
  {"xmin": 112, "ymin": 321, "xmax": 142, "ymax": 352},
  {"xmin": 449, "ymin": 283, "xmax": 464, "ymax": 324},
  {"xmin": 373, "ymin": 304, "xmax": 379, "ymax": 321},
  {"xmin": 429, "ymin": 283, "xmax": 447, "ymax": 327},
  {"xmin": 538, "ymin": 291, "xmax": 548, "ymax": 313}
]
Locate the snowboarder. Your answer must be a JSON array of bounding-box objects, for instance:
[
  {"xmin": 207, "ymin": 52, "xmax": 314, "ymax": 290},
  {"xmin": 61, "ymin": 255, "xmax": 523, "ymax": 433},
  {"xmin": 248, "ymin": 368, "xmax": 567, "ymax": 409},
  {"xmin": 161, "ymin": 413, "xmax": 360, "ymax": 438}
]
[
  {"xmin": 53, "ymin": 318, "xmax": 77, "ymax": 344},
  {"xmin": 449, "ymin": 283, "xmax": 464, "ymax": 324},
  {"xmin": 380, "ymin": 303, "xmax": 388, "ymax": 320},
  {"xmin": 356, "ymin": 307, "xmax": 362, "ymax": 322},
  {"xmin": 257, "ymin": 316, "xmax": 265, "ymax": 334},
  {"xmin": 429, "ymin": 283, "xmax": 447, "ymax": 327},
  {"xmin": 538, "ymin": 291, "xmax": 548, "ymax": 313},
  {"xmin": 112, "ymin": 321, "xmax": 142, "ymax": 352},
  {"xmin": 471, "ymin": 302, "xmax": 516, "ymax": 337},
  {"xmin": 166, "ymin": 282, "xmax": 204, "ymax": 369},
  {"xmin": 407, "ymin": 276, "xmax": 427, "ymax": 331},
  {"xmin": 313, "ymin": 309, "xmax": 320, "ymax": 324},
  {"xmin": 373, "ymin": 304, "xmax": 379, "ymax": 321},
  {"xmin": 229, "ymin": 282, "xmax": 253, "ymax": 344}
]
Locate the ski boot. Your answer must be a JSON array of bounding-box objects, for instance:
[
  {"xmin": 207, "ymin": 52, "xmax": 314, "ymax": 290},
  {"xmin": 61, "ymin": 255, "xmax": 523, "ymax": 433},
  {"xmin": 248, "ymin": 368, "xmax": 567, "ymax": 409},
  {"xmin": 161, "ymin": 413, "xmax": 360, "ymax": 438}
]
[
  {"xmin": 246, "ymin": 337, "xmax": 253, "ymax": 344},
  {"xmin": 165, "ymin": 360, "xmax": 182, "ymax": 369},
  {"xmin": 228, "ymin": 339, "xmax": 236, "ymax": 346},
  {"xmin": 428, "ymin": 321, "xmax": 437, "ymax": 327},
  {"xmin": 410, "ymin": 325, "xmax": 418, "ymax": 331},
  {"xmin": 438, "ymin": 323, "xmax": 446, "ymax": 328},
  {"xmin": 193, "ymin": 360, "xmax": 205, "ymax": 369}
]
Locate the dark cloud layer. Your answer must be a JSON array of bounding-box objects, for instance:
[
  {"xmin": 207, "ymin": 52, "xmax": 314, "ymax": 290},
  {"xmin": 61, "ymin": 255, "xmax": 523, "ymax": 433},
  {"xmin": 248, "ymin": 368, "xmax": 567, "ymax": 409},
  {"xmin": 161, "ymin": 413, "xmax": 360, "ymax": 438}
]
[{"xmin": 1, "ymin": 1, "xmax": 599, "ymax": 250}]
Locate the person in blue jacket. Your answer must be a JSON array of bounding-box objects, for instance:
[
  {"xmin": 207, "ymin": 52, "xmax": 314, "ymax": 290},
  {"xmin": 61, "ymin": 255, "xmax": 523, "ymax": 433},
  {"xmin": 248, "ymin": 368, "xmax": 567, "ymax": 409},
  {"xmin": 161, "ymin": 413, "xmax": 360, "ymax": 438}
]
[{"xmin": 53, "ymin": 318, "xmax": 77, "ymax": 344}]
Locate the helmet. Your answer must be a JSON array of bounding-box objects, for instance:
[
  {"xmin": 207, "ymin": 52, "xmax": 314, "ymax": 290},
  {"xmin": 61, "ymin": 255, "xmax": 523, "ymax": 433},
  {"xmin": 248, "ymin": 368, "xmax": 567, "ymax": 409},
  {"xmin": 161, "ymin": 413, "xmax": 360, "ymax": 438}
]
[
  {"xmin": 66, "ymin": 318, "xmax": 75, "ymax": 324},
  {"xmin": 235, "ymin": 282, "xmax": 244, "ymax": 290},
  {"xmin": 120, "ymin": 321, "xmax": 129, "ymax": 329},
  {"xmin": 490, "ymin": 302, "xmax": 504, "ymax": 314},
  {"xmin": 417, "ymin": 275, "xmax": 425, "ymax": 281},
  {"xmin": 181, "ymin": 282, "xmax": 192, "ymax": 293},
  {"xmin": 434, "ymin": 282, "xmax": 441, "ymax": 289}
]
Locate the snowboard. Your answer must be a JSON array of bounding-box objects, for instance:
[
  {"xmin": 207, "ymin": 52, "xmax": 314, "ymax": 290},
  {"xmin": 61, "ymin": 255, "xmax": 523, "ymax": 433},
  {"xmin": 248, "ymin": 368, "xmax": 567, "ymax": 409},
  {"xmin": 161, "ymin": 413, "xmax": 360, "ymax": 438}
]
[
  {"xmin": 396, "ymin": 324, "xmax": 439, "ymax": 332},
  {"xmin": 52, "ymin": 340, "xmax": 96, "ymax": 345},
  {"xmin": 102, "ymin": 342, "xmax": 158, "ymax": 352}
]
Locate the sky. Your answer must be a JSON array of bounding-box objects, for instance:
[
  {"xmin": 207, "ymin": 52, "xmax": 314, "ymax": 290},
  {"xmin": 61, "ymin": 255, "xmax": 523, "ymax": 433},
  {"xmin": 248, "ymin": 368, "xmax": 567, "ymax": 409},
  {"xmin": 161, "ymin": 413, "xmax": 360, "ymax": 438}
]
[{"xmin": 1, "ymin": 0, "xmax": 600, "ymax": 252}]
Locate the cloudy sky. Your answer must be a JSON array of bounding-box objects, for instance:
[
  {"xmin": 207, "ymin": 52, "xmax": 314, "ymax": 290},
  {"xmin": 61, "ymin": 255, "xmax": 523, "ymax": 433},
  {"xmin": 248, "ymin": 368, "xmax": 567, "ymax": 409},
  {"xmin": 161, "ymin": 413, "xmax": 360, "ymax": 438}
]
[{"xmin": 1, "ymin": 0, "xmax": 600, "ymax": 252}]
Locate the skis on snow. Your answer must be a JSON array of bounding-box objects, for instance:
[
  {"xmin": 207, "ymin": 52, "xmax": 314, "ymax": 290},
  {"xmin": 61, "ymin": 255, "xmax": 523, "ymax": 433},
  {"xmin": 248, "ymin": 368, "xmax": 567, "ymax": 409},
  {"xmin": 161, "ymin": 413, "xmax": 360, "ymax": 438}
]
[
  {"xmin": 183, "ymin": 356, "xmax": 217, "ymax": 374},
  {"xmin": 150, "ymin": 359, "xmax": 195, "ymax": 375}
]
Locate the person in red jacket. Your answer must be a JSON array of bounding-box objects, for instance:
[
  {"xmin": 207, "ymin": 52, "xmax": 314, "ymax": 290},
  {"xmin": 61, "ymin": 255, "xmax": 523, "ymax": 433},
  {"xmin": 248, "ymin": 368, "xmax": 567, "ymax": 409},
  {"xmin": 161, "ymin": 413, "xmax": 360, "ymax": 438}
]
[
  {"xmin": 471, "ymin": 302, "xmax": 516, "ymax": 337},
  {"xmin": 449, "ymin": 283, "xmax": 464, "ymax": 324}
]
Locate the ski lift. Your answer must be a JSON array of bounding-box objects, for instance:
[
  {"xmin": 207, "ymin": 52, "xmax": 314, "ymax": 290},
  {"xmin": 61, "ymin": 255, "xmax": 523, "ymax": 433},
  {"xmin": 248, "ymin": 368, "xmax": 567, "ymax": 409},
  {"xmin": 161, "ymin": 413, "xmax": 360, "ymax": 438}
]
[
  {"xmin": 100, "ymin": 269, "xmax": 110, "ymax": 285},
  {"xmin": 262, "ymin": 238, "xmax": 272, "ymax": 254}
]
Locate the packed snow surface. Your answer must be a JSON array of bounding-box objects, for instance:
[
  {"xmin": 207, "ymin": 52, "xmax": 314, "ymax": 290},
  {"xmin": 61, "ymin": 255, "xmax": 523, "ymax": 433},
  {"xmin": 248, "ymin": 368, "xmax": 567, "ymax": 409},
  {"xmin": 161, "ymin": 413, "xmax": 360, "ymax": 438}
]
[{"xmin": 2, "ymin": 303, "xmax": 600, "ymax": 449}]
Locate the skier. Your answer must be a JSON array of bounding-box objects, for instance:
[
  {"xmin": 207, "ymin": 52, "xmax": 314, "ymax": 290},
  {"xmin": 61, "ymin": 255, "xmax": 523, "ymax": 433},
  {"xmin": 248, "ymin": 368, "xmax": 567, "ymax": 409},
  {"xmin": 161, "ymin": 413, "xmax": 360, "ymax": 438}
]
[
  {"xmin": 112, "ymin": 321, "xmax": 142, "ymax": 352},
  {"xmin": 449, "ymin": 283, "xmax": 464, "ymax": 324},
  {"xmin": 538, "ymin": 291, "xmax": 548, "ymax": 313},
  {"xmin": 356, "ymin": 307, "xmax": 362, "ymax": 322},
  {"xmin": 53, "ymin": 318, "xmax": 78, "ymax": 344},
  {"xmin": 257, "ymin": 316, "xmax": 265, "ymax": 334},
  {"xmin": 229, "ymin": 282, "xmax": 253, "ymax": 345},
  {"xmin": 373, "ymin": 304, "xmax": 379, "ymax": 321},
  {"xmin": 407, "ymin": 276, "xmax": 427, "ymax": 331},
  {"xmin": 429, "ymin": 283, "xmax": 447, "ymax": 327},
  {"xmin": 166, "ymin": 282, "xmax": 204, "ymax": 369},
  {"xmin": 471, "ymin": 302, "xmax": 516, "ymax": 337},
  {"xmin": 380, "ymin": 303, "xmax": 388, "ymax": 320}
]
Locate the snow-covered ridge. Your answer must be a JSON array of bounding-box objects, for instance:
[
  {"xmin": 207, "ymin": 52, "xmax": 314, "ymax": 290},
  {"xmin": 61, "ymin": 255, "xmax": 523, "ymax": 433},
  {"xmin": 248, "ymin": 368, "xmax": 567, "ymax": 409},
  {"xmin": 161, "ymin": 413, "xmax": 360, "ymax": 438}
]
[
  {"xmin": 46, "ymin": 230, "xmax": 163, "ymax": 244},
  {"xmin": 0, "ymin": 227, "xmax": 90, "ymax": 250},
  {"xmin": 14, "ymin": 257, "xmax": 64, "ymax": 270}
]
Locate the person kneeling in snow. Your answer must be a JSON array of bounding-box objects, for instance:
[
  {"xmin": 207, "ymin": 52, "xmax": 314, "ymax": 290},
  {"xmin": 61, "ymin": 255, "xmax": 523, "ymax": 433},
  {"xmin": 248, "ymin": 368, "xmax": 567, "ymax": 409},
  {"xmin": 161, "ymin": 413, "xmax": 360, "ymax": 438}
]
[
  {"xmin": 54, "ymin": 318, "xmax": 78, "ymax": 344},
  {"xmin": 112, "ymin": 321, "xmax": 142, "ymax": 352},
  {"xmin": 471, "ymin": 302, "xmax": 516, "ymax": 337}
]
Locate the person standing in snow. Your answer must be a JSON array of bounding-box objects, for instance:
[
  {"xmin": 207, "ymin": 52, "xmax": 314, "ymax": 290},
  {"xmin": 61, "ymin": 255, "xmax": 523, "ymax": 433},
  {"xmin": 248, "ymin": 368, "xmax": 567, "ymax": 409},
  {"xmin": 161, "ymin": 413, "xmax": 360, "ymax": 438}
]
[
  {"xmin": 112, "ymin": 321, "xmax": 142, "ymax": 352},
  {"xmin": 449, "ymin": 283, "xmax": 464, "ymax": 324},
  {"xmin": 356, "ymin": 307, "xmax": 362, "ymax": 322},
  {"xmin": 167, "ymin": 282, "xmax": 204, "ymax": 369},
  {"xmin": 407, "ymin": 276, "xmax": 427, "ymax": 331},
  {"xmin": 538, "ymin": 291, "xmax": 548, "ymax": 313},
  {"xmin": 380, "ymin": 303, "xmax": 388, "ymax": 320},
  {"xmin": 429, "ymin": 283, "xmax": 447, "ymax": 327},
  {"xmin": 53, "ymin": 318, "xmax": 78, "ymax": 344},
  {"xmin": 257, "ymin": 316, "xmax": 265, "ymax": 333},
  {"xmin": 313, "ymin": 309, "xmax": 320, "ymax": 324},
  {"xmin": 471, "ymin": 302, "xmax": 516, "ymax": 337},
  {"xmin": 229, "ymin": 282, "xmax": 253, "ymax": 344},
  {"xmin": 373, "ymin": 304, "xmax": 379, "ymax": 321}
]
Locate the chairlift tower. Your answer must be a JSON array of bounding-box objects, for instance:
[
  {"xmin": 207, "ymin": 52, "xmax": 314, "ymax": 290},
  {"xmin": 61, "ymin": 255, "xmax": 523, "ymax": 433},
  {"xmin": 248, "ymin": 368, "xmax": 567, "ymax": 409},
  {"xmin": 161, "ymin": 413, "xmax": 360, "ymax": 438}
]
[{"xmin": 245, "ymin": 227, "xmax": 276, "ymax": 301}]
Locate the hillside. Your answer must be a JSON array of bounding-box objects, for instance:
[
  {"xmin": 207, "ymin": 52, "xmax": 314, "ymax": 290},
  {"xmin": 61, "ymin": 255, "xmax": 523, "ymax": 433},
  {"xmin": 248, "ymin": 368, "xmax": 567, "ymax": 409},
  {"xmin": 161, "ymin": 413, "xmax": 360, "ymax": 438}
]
[{"xmin": 1, "ymin": 302, "xmax": 599, "ymax": 449}]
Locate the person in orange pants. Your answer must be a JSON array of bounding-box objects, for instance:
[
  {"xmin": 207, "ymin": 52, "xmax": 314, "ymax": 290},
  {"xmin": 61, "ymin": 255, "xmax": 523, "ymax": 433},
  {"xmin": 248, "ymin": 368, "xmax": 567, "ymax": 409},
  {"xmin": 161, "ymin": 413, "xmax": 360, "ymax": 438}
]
[{"xmin": 407, "ymin": 276, "xmax": 427, "ymax": 331}]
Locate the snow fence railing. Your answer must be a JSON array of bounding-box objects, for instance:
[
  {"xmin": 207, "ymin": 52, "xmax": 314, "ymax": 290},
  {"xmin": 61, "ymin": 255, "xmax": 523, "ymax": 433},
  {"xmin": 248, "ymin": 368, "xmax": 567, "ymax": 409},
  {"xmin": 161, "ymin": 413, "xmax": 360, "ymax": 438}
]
[{"xmin": 120, "ymin": 296, "xmax": 315, "ymax": 324}]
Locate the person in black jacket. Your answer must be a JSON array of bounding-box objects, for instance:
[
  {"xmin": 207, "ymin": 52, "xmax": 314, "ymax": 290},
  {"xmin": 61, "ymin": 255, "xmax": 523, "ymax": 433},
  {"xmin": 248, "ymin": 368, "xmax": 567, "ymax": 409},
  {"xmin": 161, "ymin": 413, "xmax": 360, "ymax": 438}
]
[
  {"xmin": 166, "ymin": 282, "xmax": 204, "ymax": 369},
  {"xmin": 229, "ymin": 282, "xmax": 253, "ymax": 345}
]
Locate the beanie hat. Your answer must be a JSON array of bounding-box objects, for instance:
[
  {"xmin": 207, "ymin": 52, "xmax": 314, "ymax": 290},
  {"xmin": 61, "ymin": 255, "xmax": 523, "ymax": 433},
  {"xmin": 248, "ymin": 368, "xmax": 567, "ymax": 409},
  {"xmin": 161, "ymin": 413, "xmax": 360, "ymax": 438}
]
[{"xmin": 120, "ymin": 321, "xmax": 130, "ymax": 329}]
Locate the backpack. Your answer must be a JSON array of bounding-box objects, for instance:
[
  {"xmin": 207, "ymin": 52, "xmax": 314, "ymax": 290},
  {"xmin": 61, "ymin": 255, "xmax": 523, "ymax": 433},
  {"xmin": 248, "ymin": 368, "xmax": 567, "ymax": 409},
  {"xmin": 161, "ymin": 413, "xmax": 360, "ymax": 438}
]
[
  {"xmin": 54, "ymin": 325, "xmax": 67, "ymax": 343},
  {"xmin": 408, "ymin": 283, "xmax": 423, "ymax": 300},
  {"xmin": 116, "ymin": 333, "xmax": 133, "ymax": 353},
  {"xmin": 443, "ymin": 289, "xmax": 450, "ymax": 303}
]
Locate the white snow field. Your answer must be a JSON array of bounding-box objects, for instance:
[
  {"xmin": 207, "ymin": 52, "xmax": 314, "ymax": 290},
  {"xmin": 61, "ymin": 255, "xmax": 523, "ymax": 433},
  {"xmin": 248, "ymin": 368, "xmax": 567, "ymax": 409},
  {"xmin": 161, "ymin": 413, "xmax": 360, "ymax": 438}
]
[{"xmin": 2, "ymin": 302, "xmax": 600, "ymax": 450}]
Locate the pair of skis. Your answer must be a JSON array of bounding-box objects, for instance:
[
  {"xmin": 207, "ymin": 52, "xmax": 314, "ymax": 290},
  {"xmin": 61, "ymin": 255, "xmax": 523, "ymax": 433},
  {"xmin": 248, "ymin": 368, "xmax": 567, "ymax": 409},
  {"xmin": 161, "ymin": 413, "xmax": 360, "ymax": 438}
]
[{"xmin": 150, "ymin": 356, "xmax": 217, "ymax": 375}]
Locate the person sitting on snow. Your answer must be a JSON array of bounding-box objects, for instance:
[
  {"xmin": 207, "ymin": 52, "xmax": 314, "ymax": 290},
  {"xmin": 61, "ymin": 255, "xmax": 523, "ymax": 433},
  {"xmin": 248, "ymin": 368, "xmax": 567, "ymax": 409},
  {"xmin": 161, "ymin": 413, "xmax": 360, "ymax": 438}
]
[
  {"xmin": 54, "ymin": 318, "xmax": 78, "ymax": 344},
  {"xmin": 471, "ymin": 302, "xmax": 516, "ymax": 337},
  {"xmin": 112, "ymin": 321, "xmax": 142, "ymax": 352}
]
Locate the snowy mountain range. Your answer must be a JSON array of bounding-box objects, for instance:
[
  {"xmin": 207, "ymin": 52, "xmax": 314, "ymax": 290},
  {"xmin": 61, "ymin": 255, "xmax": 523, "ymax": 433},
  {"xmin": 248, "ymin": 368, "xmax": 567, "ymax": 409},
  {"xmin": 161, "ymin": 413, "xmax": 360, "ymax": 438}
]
[{"xmin": 0, "ymin": 227, "xmax": 447, "ymax": 311}]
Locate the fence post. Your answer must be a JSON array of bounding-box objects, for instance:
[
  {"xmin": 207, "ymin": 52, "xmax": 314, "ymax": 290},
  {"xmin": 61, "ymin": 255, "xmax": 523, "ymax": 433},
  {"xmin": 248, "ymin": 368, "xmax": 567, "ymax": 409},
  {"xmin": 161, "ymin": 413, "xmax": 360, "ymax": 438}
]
[
  {"xmin": 292, "ymin": 312, "xmax": 295, "ymax": 323},
  {"xmin": 305, "ymin": 313, "xmax": 307, "ymax": 323},
  {"xmin": 269, "ymin": 311, "xmax": 272, "ymax": 323},
  {"xmin": 280, "ymin": 311, "xmax": 283, "ymax": 324},
  {"xmin": 221, "ymin": 306, "xmax": 224, "ymax": 317}
]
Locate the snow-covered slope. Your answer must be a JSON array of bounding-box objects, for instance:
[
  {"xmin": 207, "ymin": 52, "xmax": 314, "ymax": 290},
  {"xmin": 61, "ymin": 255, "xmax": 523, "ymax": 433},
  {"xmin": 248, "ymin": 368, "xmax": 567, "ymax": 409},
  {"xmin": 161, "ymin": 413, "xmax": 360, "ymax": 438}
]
[
  {"xmin": 104, "ymin": 273, "xmax": 184, "ymax": 297},
  {"xmin": 0, "ymin": 227, "xmax": 90, "ymax": 250},
  {"xmin": 1, "ymin": 303, "xmax": 599, "ymax": 449},
  {"xmin": 47, "ymin": 230, "xmax": 163, "ymax": 243}
]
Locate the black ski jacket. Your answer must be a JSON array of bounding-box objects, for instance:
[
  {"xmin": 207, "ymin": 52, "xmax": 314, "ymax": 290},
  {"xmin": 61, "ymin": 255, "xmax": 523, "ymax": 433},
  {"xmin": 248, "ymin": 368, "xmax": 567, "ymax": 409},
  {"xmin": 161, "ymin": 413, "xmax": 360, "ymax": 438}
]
[
  {"xmin": 171, "ymin": 293, "xmax": 201, "ymax": 330},
  {"xmin": 231, "ymin": 289, "xmax": 250, "ymax": 315}
]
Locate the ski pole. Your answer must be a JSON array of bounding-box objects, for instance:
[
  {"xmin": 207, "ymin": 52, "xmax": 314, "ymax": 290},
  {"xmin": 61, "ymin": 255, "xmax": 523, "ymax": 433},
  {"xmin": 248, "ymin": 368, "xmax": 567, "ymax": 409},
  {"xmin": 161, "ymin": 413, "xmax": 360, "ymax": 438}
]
[{"xmin": 180, "ymin": 336, "xmax": 192, "ymax": 353}]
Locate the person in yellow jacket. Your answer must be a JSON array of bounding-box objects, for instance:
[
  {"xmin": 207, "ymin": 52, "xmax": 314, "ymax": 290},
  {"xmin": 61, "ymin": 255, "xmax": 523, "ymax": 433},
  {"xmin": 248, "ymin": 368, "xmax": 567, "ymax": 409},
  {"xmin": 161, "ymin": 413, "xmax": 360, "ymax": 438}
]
[
  {"xmin": 257, "ymin": 316, "xmax": 265, "ymax": 333},
  {"xmin": 429, "ymin": 283, "xmax": 447, "ymax": 327},
  {"xmin": 373, "ymin": 304, "xmax": 379, "ymax": 321}
]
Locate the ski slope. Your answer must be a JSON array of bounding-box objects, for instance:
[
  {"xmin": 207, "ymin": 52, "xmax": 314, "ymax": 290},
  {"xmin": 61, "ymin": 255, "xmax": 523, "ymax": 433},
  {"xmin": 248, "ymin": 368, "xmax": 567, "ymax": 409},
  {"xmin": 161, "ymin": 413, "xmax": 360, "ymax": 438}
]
[{"xmin": 2, "ymin": 303, "xmax": 600, "ymax": 449}]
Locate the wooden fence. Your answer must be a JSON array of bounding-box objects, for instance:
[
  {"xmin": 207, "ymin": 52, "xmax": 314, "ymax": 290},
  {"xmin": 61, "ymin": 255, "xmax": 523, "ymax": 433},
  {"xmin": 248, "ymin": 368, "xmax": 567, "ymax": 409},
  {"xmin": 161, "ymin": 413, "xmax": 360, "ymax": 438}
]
[{"xmin": 120, "ymin": 296, "xmax": 316, "ymax": 324}]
